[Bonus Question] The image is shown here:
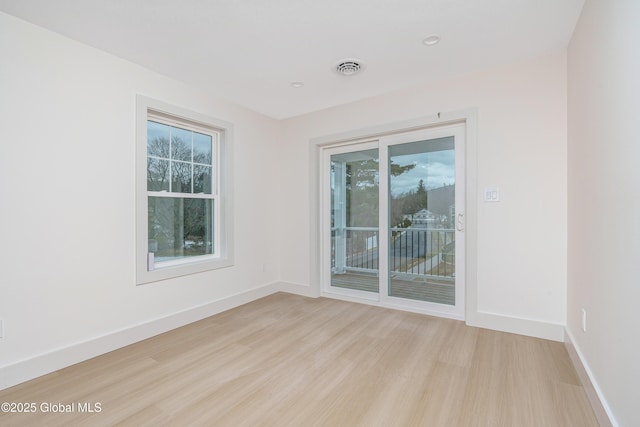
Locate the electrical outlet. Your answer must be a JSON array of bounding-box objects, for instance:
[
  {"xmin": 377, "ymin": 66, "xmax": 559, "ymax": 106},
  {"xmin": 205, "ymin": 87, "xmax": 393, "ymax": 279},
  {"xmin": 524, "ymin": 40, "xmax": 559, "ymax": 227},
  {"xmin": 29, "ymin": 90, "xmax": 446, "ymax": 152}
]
[
  {"xmin": 262, "ymin": 263, "xmax": 267, "ymax": 273},
  {"xmin": 581, "ymin": 309, "xmax": 587, "ymax": 332},
  {"xmin": 0, "ymin": 319, "xmax": 3, "ymax": 339}
]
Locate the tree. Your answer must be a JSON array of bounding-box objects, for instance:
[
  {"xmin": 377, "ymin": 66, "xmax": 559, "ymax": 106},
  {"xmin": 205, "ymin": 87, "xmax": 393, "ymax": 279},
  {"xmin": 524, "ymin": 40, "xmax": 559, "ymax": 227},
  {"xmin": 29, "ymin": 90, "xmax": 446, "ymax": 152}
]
[
  {"xmin": 416, "ymin": 179, "xmax": 426, "ymax": 197},
  {"xmin": 343, "ymin": 160, "xmax": 416, "ymax": 227},
  {"xmin": 147, "ymin": 135, "xmax": 211, "ymax": 256},
  {"xmin": 390, "ymin": 162, "xmax": 415, "ymax": 177}
]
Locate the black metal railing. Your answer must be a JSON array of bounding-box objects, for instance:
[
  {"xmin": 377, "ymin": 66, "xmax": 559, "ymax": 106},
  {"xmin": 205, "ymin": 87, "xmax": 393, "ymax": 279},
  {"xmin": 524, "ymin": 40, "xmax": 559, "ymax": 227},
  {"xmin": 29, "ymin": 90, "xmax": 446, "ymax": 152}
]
[{"xmin": 331, "ymin": 227, "xmax": 455, "ymax": 279}]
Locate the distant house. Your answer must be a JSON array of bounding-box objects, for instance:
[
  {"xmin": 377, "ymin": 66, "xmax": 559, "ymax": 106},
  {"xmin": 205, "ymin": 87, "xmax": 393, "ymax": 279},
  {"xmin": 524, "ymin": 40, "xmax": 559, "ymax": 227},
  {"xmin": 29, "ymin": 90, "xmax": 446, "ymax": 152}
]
[{"xmin": 411, "ymin": 209, "xmax": 437, "ymax": 227}]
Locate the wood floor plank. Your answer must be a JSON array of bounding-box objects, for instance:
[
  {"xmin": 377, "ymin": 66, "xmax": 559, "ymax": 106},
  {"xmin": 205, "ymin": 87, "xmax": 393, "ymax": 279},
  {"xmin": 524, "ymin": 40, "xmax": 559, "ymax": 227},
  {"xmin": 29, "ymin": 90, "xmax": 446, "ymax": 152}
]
[{"xmin": 0, "ymin": 293, "xmax": 598, "ymax": 426}]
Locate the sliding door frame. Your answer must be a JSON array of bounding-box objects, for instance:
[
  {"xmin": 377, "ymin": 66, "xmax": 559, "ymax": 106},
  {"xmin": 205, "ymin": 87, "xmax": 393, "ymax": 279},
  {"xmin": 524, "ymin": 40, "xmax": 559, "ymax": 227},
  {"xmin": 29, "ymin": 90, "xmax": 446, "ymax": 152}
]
[
  {"xmin": 378, "ymin": 124, "xmax": 466, "ymax": 318},
  {"xmin": 310, "ymin": 109, "xmax": 478, "ymax": 322},
  {"xmin": 321, "ymin": 139, "xmax": 381, "ymax": 302}
]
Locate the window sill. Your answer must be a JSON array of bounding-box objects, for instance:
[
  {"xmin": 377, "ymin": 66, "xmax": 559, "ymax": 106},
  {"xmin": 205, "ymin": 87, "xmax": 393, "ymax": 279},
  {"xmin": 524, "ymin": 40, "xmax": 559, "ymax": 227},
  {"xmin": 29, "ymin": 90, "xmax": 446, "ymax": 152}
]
[{"xmin": 136, "ymin": 256, "xmax": 234, "ymax": 285}]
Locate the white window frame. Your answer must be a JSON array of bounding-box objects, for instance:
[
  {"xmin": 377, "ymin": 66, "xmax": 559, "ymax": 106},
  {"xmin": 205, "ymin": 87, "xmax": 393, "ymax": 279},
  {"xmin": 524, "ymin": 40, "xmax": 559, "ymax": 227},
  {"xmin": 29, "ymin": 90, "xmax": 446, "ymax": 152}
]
[{"xmin": 136, "ymin": 95, "xmax": 233, "ymax": 285}]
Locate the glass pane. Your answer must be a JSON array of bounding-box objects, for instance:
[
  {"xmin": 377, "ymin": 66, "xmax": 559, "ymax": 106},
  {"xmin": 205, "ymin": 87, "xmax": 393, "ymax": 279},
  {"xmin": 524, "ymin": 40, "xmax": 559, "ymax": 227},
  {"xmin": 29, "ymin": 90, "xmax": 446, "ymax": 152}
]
[
  {"xmin": 193, "ymin": 132, "xmax": 212, "ymax": 165},
  {"xmin": 171, "ymin": 161, "xmax": 192, "ymax": 193},
  {"xmin": 171, "ymin": 126, "xmax": 192, "ymax": 161},
  {"xmin": 194, "ymin": 165, "xmax": 212, "ymax": 194},
  {"xmin": 388, "ymin": 137, "xmax": 455, "ymax": 305},
  {"xmin": 147, "ymin": 158, "xmax": 170, "ymax": 191},
  {"xmin": 148, "ymin": 121, "xmax": 170, "ymax": 159},
  {"xmin": 330, "ymin": 148, "xmax": 379, "ymax": 293},
  {"xmin": 148, "ymin": 197, "xmax": 214, "ymax": 262}
]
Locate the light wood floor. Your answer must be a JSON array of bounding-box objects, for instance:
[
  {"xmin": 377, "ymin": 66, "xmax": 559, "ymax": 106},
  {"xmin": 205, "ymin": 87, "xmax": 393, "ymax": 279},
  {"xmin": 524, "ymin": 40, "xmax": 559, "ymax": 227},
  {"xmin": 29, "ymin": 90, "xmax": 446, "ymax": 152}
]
[{"xmin": 0, "ymin": 293, "xmax": 598, "ymax": 426}]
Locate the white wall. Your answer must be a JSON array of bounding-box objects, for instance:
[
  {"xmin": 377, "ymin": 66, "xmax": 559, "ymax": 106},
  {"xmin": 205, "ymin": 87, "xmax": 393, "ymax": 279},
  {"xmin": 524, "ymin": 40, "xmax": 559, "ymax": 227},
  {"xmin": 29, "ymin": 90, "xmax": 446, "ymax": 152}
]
[
  {"xmin": 280, "ymin": 51, "xmax": 568, "ymax": 340},
  {"xmin": 567, "ymin": 1, "xmax": 640, "ymax": 425},
  {"xmin": 0, "ymin": 12, "xmax": 282, "ymax": 388}
]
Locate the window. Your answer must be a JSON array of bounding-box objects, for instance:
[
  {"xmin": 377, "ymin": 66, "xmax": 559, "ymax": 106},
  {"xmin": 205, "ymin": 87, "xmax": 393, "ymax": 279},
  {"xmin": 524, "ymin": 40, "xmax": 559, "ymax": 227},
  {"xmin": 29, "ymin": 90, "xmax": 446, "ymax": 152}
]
[{"xmin": 137, "ymin": 96, "xmax": 233, "ymax": 284}]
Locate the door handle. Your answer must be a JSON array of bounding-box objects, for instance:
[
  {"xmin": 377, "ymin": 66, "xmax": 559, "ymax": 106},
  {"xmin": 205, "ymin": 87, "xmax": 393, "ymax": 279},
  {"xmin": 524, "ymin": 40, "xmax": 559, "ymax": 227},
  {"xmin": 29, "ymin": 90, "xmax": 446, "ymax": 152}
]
[{"xmin": 456, "ymin": 213, "xmax": 464, "ymax": 231}]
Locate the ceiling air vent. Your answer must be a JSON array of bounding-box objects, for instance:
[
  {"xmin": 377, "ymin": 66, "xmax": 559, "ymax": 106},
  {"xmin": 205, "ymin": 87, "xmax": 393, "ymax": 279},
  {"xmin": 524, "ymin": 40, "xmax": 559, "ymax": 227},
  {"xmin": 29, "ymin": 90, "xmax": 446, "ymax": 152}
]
[{"xmin": 335, "ymin": 59, "xmax": 364, "ymax": 76}]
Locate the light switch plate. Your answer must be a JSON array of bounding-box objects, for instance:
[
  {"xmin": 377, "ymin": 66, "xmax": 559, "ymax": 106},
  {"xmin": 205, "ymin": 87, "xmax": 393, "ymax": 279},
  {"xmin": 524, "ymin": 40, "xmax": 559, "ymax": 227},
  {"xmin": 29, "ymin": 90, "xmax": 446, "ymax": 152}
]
[{"xmin": 483, "ymin": 187, "xmax": 500, "ymax": 202}]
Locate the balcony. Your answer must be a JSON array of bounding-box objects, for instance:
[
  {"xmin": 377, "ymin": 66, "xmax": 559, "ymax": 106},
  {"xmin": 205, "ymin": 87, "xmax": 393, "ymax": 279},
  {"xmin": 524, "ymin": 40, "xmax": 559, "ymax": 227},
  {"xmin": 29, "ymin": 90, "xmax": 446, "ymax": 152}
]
[{"xmin": 331, "ymin": 227, "xmax": 455, "ymax": 305}]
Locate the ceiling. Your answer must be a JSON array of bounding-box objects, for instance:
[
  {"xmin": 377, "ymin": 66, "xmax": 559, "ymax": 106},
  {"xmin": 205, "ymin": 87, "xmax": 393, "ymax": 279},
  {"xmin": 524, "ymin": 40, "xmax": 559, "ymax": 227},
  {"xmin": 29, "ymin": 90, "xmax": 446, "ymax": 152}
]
[{"xmin": 0, "ymin": 0, "xmax": 584, "ymax": 119}]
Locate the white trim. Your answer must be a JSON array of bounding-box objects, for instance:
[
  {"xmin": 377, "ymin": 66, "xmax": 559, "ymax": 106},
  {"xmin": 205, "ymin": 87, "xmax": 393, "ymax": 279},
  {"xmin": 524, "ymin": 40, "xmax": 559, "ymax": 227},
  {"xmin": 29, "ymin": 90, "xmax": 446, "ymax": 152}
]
[
  {"xmin": 310, "ymin": 110, "xmax": 474, "ymax": 146},
  {"xmin": 564, "ymin": 328, "xmax": 617, "ymax": 427},
  {"xmin": 277, "ymin": 281, "xmax": 320, "ymax": 298},
  {"xmin": 462, "ymin": 111, "xmax": 479, "ymax": 329},
  {"xmin": 150, "ymin": 253, "xmax": 217, "ymax": 269},
  {"xmin": 318, "ymin": 285, "xmax": 464, "ymax": 320},
  {"xmin": 147, "ymin": 192, "xmax": 215, "ymax": 199},
  {"xmin": 323, "ymin": 287, "xmax": 380, "ymax": 302},
  {"xmin": 469, "ymin": 311, "xmax": 565, "ymax": 341},
  {"xmin": 136, "ymin": 95, "xmax": 234, "ymax": 285},
  {"xmin": 0, "ymin": 282, "xmax": 280, "ymax": 391}
]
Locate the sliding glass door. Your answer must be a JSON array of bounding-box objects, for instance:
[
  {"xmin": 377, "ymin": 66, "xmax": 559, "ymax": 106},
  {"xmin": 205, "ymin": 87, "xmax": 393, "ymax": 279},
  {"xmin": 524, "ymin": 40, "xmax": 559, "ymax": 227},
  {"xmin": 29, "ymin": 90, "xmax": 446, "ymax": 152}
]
[
  {"xmin": 323, "ymin": 124, "xmax": 465, "ymax": 318},
  {"xmin": 385, "ymin": 131, "xmax": 462, "ymax": 312},
  {"xmin": 327, "ymin": 142, "xmax": 380, "ymax": 299}
]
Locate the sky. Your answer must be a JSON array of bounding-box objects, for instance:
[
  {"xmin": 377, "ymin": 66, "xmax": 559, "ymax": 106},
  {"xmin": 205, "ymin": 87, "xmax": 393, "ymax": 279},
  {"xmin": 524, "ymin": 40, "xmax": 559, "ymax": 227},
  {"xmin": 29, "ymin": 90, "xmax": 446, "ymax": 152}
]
[{"xmin": 390, "ymin": 149, "xmax": 455, "ymax": 196}]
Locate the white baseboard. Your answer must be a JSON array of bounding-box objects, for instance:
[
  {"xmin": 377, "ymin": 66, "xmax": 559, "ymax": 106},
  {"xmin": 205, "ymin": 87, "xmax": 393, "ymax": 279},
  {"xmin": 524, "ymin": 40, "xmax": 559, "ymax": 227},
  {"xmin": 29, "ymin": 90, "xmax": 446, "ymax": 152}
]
[
  {"xmin": 0, "ymin": 281, "xmax": 281, "ymax": 391},
  {"xmin": 466, "ymin": 311, "xmax": 566, "ymax": 342},
  {"xmin": 277, "ymin": 281, "xmax": 320, "ymax": 298},
  {"xmin": 285, "ymin": 281, "xmax": 564, "ymax": 341},
  {"xmin": 564, "ymin": 328, "xmax": 617, "ymax": 427}
]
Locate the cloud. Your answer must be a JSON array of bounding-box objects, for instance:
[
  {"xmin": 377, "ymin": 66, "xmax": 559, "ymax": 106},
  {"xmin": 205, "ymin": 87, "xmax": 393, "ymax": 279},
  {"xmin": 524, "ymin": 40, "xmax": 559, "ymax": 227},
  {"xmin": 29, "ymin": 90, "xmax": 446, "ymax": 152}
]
[{"xmin": 390, "ymin": 150, "xmax": 454, "ymax": 195}]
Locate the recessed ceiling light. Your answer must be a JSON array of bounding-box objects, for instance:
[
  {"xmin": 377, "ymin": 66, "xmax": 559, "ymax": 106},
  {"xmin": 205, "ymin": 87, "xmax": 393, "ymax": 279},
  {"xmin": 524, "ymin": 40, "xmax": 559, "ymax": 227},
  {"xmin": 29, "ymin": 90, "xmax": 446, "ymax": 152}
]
[
  {"xmin": 290, "ymin": 81, "xmax": 304, "ymax": 88},
  {"xmin": 422, "ymin": 35, "xmax": 441, "ymax": 46},
  {"xmin": 334, "ymin": 59, "xmax": 365, "ymax": 76}
]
